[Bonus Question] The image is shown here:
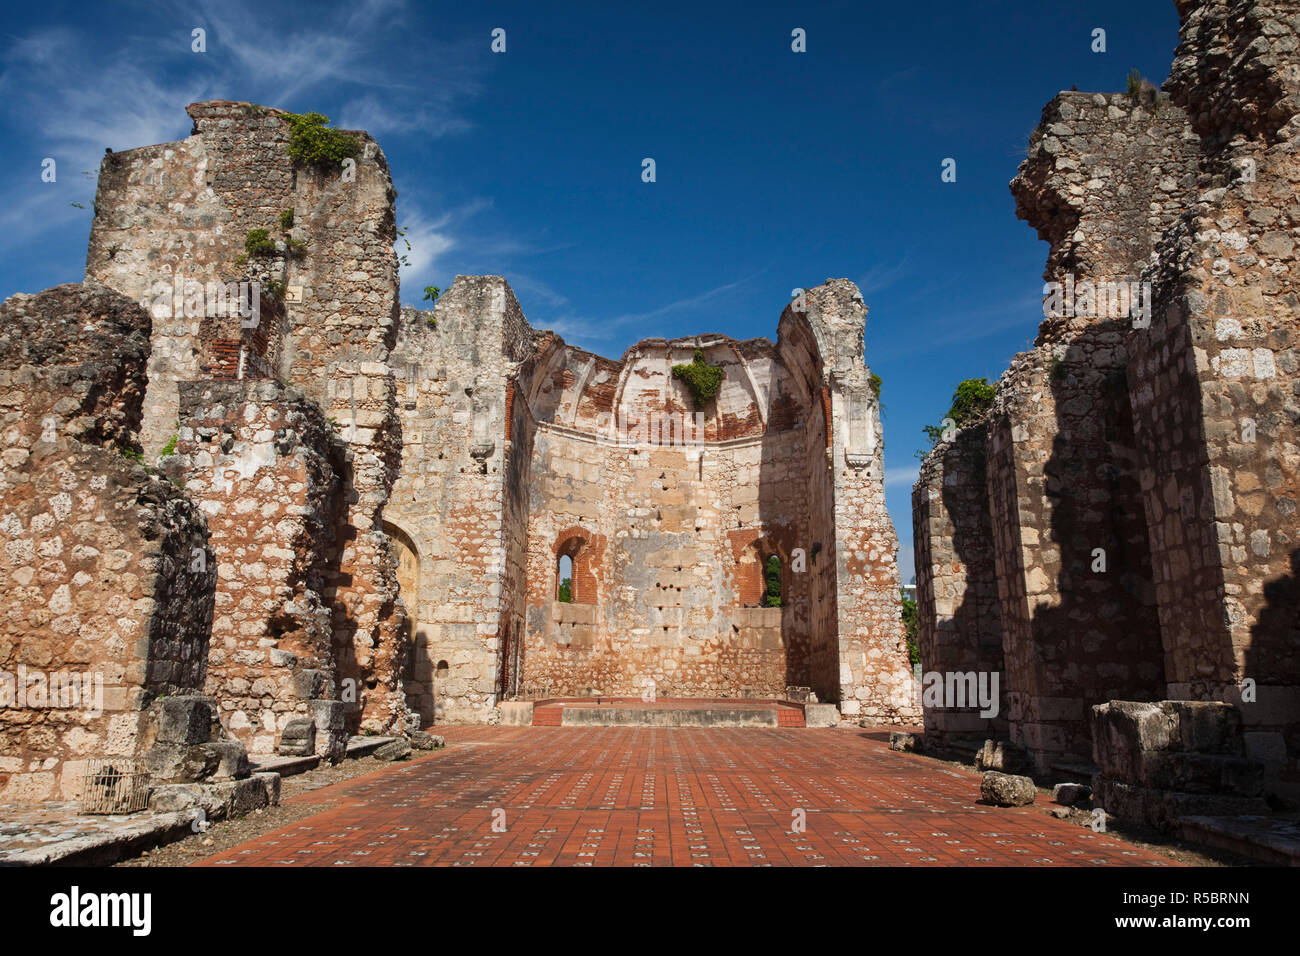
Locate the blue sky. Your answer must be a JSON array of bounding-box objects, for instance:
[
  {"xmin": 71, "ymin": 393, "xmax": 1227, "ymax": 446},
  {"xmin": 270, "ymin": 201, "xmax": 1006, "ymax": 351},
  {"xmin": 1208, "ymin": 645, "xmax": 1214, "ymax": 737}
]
[{"xmin": 0, "ymin": 0, "xmax": 1183, "ymax": 581}]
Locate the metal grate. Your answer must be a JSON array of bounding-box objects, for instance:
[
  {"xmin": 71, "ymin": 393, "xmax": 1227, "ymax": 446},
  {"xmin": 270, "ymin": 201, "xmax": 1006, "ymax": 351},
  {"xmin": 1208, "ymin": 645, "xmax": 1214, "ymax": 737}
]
[{"xmin": 80, "ymin": 758, "xmax": 150, "ymax": 814}]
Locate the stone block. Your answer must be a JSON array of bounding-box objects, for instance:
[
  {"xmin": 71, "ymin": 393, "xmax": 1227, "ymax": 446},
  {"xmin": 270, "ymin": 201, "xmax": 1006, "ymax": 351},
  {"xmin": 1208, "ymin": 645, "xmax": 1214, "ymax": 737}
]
[
  {"xmin": 498, "ymin": 701, "xmax": 534, "ymax": 726},
  {"xmin": 278, "ymin": 718, "xmax": 316, "ymax": 757},
  {"xmin": 888, "ymin": 731, "xmax": 921, "ymax": 752},
  {"xmin": 151, "ymin": 695, "xmax": 217, "ymax": 746},
  {"xmin": 374, "ymin": 739, "xmax": 412, "ymax": 761},
  {"xmin": 804, "ymin": 703, "xmax": 840, "ymax": 728},
  {"xmin": 1052, "ymin": 782, "xmax": 1091, "ymax": 806},
  {"xmin": 981, "ymin": 771, "xmax": 1036, "ymax": 807}
]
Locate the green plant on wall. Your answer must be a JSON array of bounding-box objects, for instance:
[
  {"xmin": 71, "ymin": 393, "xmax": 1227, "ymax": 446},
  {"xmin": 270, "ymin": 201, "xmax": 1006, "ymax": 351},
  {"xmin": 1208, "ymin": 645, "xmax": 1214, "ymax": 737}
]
[
  {"xmin": 671, "ymin": 348, "xmax": 724, "ymax": 410},
  {"xmin": 922, "ymin": 377, "xmax": 996, "ymax": 445},
  {"xmin": 244, "ymin": 228, "xmax": 277, "ymax": 257},
  {"xmin": 284, "ymin": 111, "xmax": 361, "ymax": 169}
]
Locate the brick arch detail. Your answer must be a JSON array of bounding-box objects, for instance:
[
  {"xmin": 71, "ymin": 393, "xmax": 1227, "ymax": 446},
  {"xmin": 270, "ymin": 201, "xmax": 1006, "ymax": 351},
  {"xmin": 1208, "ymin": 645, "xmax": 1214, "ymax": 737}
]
[
  {"xmin": 552, "ymin": 525, "xmax": 605, "ymax": 605},
  {"xmin": 727, "ymin": 529, "xmax": 790, "ymax": 608}
]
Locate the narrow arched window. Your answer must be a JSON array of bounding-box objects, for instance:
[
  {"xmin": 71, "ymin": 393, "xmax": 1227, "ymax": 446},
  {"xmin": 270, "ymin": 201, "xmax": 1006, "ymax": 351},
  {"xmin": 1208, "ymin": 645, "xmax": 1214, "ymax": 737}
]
[{"xmin": 557, "ymin": 553, "xmax": 574, "ymax": 603}]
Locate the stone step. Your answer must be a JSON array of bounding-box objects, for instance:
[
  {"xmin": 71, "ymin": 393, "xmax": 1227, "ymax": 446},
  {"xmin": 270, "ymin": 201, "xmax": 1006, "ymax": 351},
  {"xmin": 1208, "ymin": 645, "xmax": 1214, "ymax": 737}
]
[
  {"xmin": 1180, "ymin": 815, "xmax": 1300, "ymax": 866},
  {"xmin": 247, "ymin": 754, "xmax": 320, "ymax": 778},
  {"xmin": 530, "ymin": 700, "xmax": 805, "ymax": 728},
  {"xmin": 345, "ymin": 735, "xmax": 398, "ymax": 758}
]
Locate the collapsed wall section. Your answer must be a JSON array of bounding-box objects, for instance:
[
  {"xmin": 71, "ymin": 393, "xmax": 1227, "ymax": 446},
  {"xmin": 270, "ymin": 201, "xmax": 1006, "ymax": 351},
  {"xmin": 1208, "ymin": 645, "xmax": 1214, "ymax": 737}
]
[
  {"xmin": 86, "ymin": 100, "xmax": 409, "ymax": 736},
  {"xmin": 172, "ymin": 379, "xmax": 348, "ymax": 758},
  {"xmin": 0, "ymin": 284, "xmax": 216, "ymax": 802}
]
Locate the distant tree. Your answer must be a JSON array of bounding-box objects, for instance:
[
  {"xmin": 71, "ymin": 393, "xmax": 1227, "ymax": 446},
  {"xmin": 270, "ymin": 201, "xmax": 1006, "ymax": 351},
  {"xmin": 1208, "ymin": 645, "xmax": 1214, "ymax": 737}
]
[
  {"xmin": 900, "ymin": 590, "xmax": 919, "ymax": 666},
  {"xmin": 763, "ymin": 555, "xmax": 782, "ymax": 607},
  {"xmin": 558, "ymin": 578, "xmax": 572, "ymax": 603}
]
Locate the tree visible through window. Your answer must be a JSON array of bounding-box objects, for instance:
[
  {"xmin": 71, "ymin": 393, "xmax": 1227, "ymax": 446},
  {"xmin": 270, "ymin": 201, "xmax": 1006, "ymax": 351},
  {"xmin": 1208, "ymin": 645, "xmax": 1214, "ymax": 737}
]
[
  {"xmin": 557, "ymin": 553, "xmax": 573, "ymax": 603},
  {"xmin": 763, "ymin": 555, "xmax": 782, "ymax": 607}
]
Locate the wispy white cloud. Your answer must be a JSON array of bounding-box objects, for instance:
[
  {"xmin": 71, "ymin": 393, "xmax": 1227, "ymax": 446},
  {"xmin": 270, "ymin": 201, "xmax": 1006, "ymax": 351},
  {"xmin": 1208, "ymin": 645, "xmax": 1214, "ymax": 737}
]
[
  {"xmin": 541, "ymin": 272, "xmax": 766, "ymax": 348},
  {"xmin": 884, "ymin": 465, "xmax": 919, "ymax": 489},
  {"xmin": 858, "ymin": 256, "xmax": 909, "ymax": 298}
]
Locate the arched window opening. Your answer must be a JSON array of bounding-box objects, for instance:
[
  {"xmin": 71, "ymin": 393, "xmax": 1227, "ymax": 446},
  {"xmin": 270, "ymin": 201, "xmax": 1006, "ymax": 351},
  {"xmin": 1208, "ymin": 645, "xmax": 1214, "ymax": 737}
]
[
  {"xmin": 763, "ymin": 554, "xmax": 782, "ymax": 607},
  {"xmin": 557, "ymin": 553, "xmax": 574, "ymax": 603}
]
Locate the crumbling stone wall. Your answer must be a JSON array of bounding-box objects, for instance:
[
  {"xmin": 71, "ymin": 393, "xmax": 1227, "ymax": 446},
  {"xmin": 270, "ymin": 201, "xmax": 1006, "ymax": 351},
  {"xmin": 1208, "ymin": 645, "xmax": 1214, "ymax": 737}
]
[
  {"xmin": 795, "ymin": 281, "xmax": 919, "ymax": 722},
  {"xmin": 387, "ymin": 278, "xmax": 541, "ymax": 722},
  {"xmin": 171, "ymin": 379, "xmax": 348, "ymax": 758},
  {"xmin": 86, "ymin": 101, "xmax": 409, "ymax": 736},
  {"xmin": 389, "ymin": 276, "xmax": 916, "ymax": 721},
  {"xmin": 0, "ymin": 284, "xmax": 215, "ymax": 802},
  {"xmin": 517, "ymin": 337, "xmax": 812, "ymax": 700},
  {"xmin": 914, "ymin": 0, "xmax": 1300, "ymax": 805},
  {"xmin": 912, "ymin": 422, "xmax": 1006, "ymax": 748},
  {"xmin": 1132, "ymin": 0, "xmax": 1300, "ymax": 783}
]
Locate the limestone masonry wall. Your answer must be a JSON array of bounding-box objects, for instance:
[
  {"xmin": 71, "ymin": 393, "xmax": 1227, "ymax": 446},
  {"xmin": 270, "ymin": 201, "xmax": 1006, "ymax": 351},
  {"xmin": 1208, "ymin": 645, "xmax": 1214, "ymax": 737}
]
[
  {"xmin": 0, "ymin": 284, "xmax": 216, "ymax": 801},
  {"xmin": 85, "ymin": 101, "xmax": 410, "ymax": 740},
  {"xmin": 914, "ymin": 0, "xmax": 1300, "ymax": 815},
  {"xmin": 390, "ymin": 275, "xmax": 916, "ymax": 722}
]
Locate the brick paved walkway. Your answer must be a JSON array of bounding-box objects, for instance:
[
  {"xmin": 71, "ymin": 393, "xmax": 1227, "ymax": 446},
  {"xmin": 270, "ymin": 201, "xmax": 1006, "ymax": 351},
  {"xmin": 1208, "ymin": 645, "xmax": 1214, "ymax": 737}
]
[{"xmin": 200, "ymin": 727, "xmax": 1175, "ymax": 867}]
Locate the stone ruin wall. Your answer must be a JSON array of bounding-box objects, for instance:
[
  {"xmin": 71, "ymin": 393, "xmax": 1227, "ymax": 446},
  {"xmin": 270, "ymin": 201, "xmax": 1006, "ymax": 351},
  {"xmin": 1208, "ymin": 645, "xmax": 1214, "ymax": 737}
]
[
  {"xmin": 912, "ymin": 423, "xmax": 1007, "ymax": 750},
  {"xmin": 84, "ymin": 101, "xmax": 410, "ymax": 738},
  {"xmin": 1137, "ymin": 0, "xmax": 1300, "ymax": 765},
  {"xmin": 807, "ymin": 282, "xmax": 921, "ymax": 723},
  {"xmin": 2, "ymin": 98, "xmax": 919, "ymax": 780},
  {"xmin": 914, "ymin": 0, "xmax": 1300, "ymax": 802},
  {"xmin": 386, "ymin": 278, "xmax": 540, "ymax": 723},
  {"xmin": 0, "ymin": 285, "xmax": 216, "ymax": 801},
  {"xmin": 171, "ymin": 378, "xmax": 349, "ymax": 759},
  {"xmin": 516, "ymin": 337, "xmax": 810, "ymax": 701},
  {"xmin": 389, "ymin": 275, "xmax": 917, "ymax": 722}
]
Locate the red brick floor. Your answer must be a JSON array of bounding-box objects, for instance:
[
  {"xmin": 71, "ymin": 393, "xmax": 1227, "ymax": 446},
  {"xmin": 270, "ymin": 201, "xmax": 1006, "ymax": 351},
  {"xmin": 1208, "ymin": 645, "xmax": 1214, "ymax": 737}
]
[{"xmin": 199, "ymin": 727, "xmax": 1176, "ymax": 867}]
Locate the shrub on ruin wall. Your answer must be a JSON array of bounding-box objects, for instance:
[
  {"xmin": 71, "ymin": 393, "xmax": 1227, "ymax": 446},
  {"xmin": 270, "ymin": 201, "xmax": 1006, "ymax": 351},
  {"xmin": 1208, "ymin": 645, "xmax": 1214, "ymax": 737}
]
[
  {"xmin": 922, "ymin": 377, "xmax": 996, "ymax": 444},
  {"xmin": 671, "ymin": 348, "xmax": 724, "ymax": 410},
  {"xmin": 285, "ymin": 111, "xmax": 361, "ymax": 169}
]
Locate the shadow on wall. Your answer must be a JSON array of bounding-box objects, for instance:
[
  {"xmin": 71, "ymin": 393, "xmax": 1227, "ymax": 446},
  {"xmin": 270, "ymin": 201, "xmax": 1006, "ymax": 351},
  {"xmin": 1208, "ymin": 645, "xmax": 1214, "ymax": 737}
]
[
  {"xmin": 1033, "ymin": 318, "xmax": 1164, "ymax": 763},
  {"xmin": 1245, "ymin": 547, "xmax": 1300, "ymax": 786},
  {"xmin": 930, "ymin": 422, "xmax": 1007, "ymax": 746}
]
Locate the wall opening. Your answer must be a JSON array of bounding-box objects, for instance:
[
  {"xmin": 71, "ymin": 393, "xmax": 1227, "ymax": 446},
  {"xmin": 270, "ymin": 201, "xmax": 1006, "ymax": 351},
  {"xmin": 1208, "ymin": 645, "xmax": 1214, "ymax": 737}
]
[
  {"xmin": 763, "ymin": 554, "xmax": 783, "ymax": 607},
  {"xmin": 557, "ymin": 553, "xmax": 574, "ymax": 603}
]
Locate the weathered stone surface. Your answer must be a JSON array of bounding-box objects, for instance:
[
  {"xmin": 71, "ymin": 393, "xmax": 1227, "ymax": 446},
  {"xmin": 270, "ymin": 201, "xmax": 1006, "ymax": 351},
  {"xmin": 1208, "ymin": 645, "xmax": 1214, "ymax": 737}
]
[
  {"xmin": 804, "ymin": 704, "xmax": 841, "ymax": 728},
  {"xmin": 409, "ymin": 731, "xmax": 444, "ymax": 750},
  {"xmin": 0, "ymin": 285, "xmax": 216, "ymax": 803},
  {"xmin": 888, "ymin": 731, "xmax": 920, "ymax": 752},
  {"xmin": 373, "ymin": 739, "xmax": 412, "ymax": 761},
  {"xmin": 278, "ymin": 718, "xmax": 317, "ymax": 757},
  {"xmin": 981, "ymin": 771, "xmax": 1037, "ymax": 807},
  {"xmin": 974, "ymin": 740, "xmax": 1029, "ymax": 773},
  {"xmin": 1052, "ymin": 782, "xmax": 1092, "ymax": 806}
]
